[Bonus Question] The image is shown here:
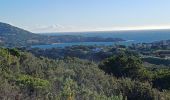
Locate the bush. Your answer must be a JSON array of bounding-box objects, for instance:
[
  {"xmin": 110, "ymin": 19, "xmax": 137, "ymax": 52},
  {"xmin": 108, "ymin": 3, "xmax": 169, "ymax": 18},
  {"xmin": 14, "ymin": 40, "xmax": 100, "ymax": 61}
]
[
  {"xmin": 152, "ymin": 69, "xmax": 170, "ymax": 90},
  {"xmin": 16, "ymin": 75, "xmax": 50, "ymax": 89},
  {"xmin": 99, "ymin": 54, "xmax": 151, "ymax": 81}
]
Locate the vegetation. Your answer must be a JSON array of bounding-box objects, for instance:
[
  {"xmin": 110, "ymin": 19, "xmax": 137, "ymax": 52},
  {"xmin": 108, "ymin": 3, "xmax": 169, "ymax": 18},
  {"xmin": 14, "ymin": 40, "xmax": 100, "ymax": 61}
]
[
  {"xmin": 142, "ymin": 57, "xmax": 170, "ymax": 66},
  {"xmin": 99, "ymin": 54, "xmax": 151, "ymax": 81},
  {"xmin": 0, "ymin": 47, "xmax": 170, "ymax": 100},
  {"xmin": 0, "ymin": 48, "xmax": 123, "ymax": 99},
  {"xmin": 27, "ymin": 45, "xmax": 115, "ymax": 61}
]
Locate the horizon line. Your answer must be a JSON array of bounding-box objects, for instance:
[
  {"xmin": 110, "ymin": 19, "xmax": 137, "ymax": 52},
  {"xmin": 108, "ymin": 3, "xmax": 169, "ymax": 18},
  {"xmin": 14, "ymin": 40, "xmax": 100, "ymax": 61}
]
[
  {"xmin": 33, "ymin": 25, "xmax": 170, "ymax": 33},
  {"xmin": 36, "ymin": 27, "xmax": 170, "ymax": 34},
  {"xmin": 3, "ymin": 22, "xmax": 170, "ymax": 33}
]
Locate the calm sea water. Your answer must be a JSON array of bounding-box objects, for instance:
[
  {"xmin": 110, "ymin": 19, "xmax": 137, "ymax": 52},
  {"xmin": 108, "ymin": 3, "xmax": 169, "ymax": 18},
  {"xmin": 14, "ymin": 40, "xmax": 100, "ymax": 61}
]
[{"xmin": 33, "ymin": 30, "xmax": 170, "ymax": 48}]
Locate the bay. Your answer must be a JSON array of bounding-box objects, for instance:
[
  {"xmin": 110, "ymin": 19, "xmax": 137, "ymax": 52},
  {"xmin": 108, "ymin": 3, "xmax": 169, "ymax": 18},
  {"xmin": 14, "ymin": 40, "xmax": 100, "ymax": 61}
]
[{"xmin": 33, "ymin": 29, "xmax": 170, "ymax": 49}]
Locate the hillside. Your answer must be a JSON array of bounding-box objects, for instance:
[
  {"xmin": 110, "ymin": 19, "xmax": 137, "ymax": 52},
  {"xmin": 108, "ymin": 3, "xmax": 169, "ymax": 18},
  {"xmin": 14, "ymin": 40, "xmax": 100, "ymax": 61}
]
[
  {"xmin": 0, "ymin": 22, "xmax": 125, "ymax": 47},
  {"xmin": 0, "ymin": 22, "xmax": 47, "ymax": 47},
  {"xmin": 0, "ymin": 48, "xmax": 170, "ymax": 100}
]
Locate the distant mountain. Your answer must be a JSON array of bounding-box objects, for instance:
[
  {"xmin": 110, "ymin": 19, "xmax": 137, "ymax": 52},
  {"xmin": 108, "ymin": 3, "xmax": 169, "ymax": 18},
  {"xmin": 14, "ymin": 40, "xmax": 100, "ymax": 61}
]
[{"xmin": 0, "ymin": 22, "xmax": 125, "ymax": 47}]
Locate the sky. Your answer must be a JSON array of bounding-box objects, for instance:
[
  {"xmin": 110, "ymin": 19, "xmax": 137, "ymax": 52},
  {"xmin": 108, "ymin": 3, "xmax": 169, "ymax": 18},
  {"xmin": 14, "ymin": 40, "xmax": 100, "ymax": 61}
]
[{"xmin": 1, "ymin": 0, "xmax": 170, "ymax": 33}]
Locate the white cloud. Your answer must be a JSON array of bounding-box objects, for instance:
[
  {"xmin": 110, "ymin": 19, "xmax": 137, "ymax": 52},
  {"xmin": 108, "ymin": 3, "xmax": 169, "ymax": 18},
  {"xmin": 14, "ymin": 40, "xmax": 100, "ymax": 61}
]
[{"xmin": 30, "ymin": 24, "xmax": 65, "ymax": 32}]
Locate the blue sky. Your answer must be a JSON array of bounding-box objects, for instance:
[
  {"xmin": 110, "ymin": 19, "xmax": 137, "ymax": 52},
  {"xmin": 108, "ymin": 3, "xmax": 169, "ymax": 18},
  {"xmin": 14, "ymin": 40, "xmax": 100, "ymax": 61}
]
[{"xmin": 1, "ymin": 0, "xmax": 170, "ymax": 32}]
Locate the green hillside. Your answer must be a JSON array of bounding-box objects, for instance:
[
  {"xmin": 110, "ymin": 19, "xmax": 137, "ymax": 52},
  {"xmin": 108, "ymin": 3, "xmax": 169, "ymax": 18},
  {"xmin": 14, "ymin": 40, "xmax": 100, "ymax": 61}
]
[
  {"xmin": 0, "ymin": 48, "xmax": 170, "ymax": 100},
  {"xmin": 0, "ymin": 22, "xmax": 47, "ymax": 47}
]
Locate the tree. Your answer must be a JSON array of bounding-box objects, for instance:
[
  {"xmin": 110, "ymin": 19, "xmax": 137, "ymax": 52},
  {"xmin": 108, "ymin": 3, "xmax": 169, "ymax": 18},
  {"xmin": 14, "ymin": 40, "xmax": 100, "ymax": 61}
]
[{"xmin": 99, "ymin": 54, "xmax": 151, "ymax": 80}]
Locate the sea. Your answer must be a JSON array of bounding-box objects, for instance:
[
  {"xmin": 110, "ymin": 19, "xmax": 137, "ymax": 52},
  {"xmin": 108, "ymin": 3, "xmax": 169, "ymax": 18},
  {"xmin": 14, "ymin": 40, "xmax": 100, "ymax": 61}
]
[{"xmin": 32, "ymin": 29, "xmax": 170, "ymax": 49}]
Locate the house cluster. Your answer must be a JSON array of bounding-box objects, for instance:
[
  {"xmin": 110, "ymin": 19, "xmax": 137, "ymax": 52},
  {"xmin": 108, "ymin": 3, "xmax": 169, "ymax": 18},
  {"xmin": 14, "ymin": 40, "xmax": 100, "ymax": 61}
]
[{"xmin": 130, "ymin": 40, "xmax": 170, "ymax": 59}]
